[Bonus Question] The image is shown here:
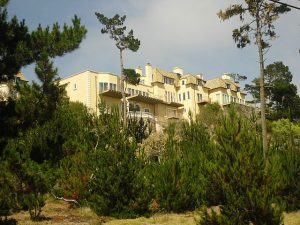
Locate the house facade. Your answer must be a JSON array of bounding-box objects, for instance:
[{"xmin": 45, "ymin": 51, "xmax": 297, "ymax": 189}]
[{"xmin": 60, "ymin": 64, "xmax": 247, "ymax": 130}]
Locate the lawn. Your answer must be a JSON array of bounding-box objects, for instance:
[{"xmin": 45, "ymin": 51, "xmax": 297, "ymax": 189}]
[{"xmin": 9, "ymin": 198, "xmax": 300, "ymax": 225}]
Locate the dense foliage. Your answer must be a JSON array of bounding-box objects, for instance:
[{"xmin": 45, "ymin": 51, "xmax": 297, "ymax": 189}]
[{"xmin": 245, "ymin": 62, "xmax": 300, "ymax": 120}]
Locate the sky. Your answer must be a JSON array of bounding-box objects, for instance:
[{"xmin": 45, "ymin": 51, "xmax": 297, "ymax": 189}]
[{"xmin": 7, "ymin": 0, "xmax": 300, "ymax": 94}]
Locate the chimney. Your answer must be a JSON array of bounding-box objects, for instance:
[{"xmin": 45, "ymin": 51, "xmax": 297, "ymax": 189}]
[
  {"xmin": 196, "ymin": 74, "xmax": 203, "ymax": 79},
  {"xmin": 173, "ymin": 66, "xmax": 183, "ymax": 75},
  {"xmin": 222, "ymin": 73, "xmax": 232, "ymax": 80},
  {"xmin": 145, "ymin": 63, "xmax": 152, "ymax": 77}
]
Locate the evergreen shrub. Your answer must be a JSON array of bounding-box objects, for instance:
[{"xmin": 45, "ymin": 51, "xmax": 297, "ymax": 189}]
[{"xmin": 198, "ymin": 106, "xmax": 284, "ymax": 225}]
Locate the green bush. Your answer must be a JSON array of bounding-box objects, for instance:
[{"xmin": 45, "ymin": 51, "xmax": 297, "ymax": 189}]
[
  {"xmin": 198, "ymin": 106, "xmax": 284, "ymax": 225},
  {"xmin": 148, "ymin": 120, "xmax": 213, "ymax": 212},
  {"xmin": 88, "ymin": 109, "xmax": 148, "ymax": 218},
  {"xmin": 270, "ymin": 119, "xmax": 300, "ymax": 211}
]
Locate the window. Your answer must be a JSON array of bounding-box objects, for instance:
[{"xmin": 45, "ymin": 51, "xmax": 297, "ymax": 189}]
[
  {"xmin": 197, "ymin": 93, "xmax": 202, "ymax": 102},
  {"xmin": 165, "ymin": 91, "xmax": 175, "ymax": 102},
  {"xmin": 223, "ymin": 94, "xmax": 230, "ymax": 104},
  {"xmin": 216, "ymin": 94, "xmax": 220, "ymax": 103},
  {"xmin": 131, "ymin": 89, "xmax": 135, "ymax": 96},
  {"xmin": 237, "ymin": 87, "xmax": 240, "ymax": 92},
  {"xmin": 163, "ymin": 76, "xmax": 174, "ymax": 85},
  {"xmin": 167, "ymin": 108, "xmax": 177, "ymax": 117},
  {"xmin": 179, "ymin": 94, "xmax": 181, "ymax": 102},
  {"xmin": 129, "ymin": 103, "xmax": 140, "ymax": 112},
  {"xmin": 187, "ymin": 91, "xmax": 190, "ymax": 99},
  {"xmin": 73, "ymin": 83, "xmax": 77, "ymax": 90},
  {"xmin": 144, "ymin": 108, "xmax": 150, "ymax": 113},
  {"xmin": 99, "ymin": 82, "xmax": 108, "ymax": 92},
  {"xmin": 183, "ymin": 92, "xmax": 186, "ymax": 101},
  {"xmin": 99, "ymin": 82, "xmax": 103, "ymax": 92},
  {"xmin": 109, "ymin": 83, "xmax": 116, "ymax": 91},
  {"xmin": 182, "ymin": 80, "xmax": 185, "ymax": 85},
  {"xmin": 226, "ymin": 83, "xmax": 230, "ymax": 89},
  {"xmin": 197, "ymin": 79, "xmax": 203, "ymax": 86}
]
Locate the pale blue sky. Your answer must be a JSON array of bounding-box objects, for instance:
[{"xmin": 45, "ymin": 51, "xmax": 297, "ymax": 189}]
[{"xmin": 7, "ymin": 0, "xmax": 300, "ymax": 93}]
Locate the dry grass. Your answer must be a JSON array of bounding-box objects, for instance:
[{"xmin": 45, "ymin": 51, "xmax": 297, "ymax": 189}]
[
  {"xmin": 283, "ymin": 211, "xmax": 300, "ymax": 225},
  {"xmin": 105, "ymin": 212, "xmax": 196, "ymax": 225},
  {"xmin": 8, "ymin": 198, "xmax": 300, "ymax": 225}
]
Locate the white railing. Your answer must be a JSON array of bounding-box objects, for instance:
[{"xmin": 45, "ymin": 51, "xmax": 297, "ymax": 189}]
[{"xmin": 127, "ymin": 111, "xmax": 155, "ymax": 120}]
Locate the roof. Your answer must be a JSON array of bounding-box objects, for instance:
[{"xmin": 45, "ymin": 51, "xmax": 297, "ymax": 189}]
[
  {"xmin": 206, "ymin": 77, "xmax": 240, "ymax": 92},
  {"xmin": 60, "ymin": 70, "xmax": 118, "ymax": 81},
  {"xmin": 180, "ymin": 74, "xmax": 209, "ymax": 88},
  {"xmin": 154, "ymin": 68, "xmax": 179, "ymax": 80},
  {"xmin": 16, "ymin": 72, "xmax": 27, "ymax": 81},
  {"xmin": 152, "ymin": 68, "xmax": 180, "ymax": 86},
  {"xmin": 100, "ymin": 90, "xmax": 125, "ymax": 99}
]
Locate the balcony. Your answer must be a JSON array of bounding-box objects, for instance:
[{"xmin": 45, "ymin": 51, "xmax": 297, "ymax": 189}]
[
  {"xmin": 127, "ymin": 94, "xmax": 163, "ymax": 105},
  {"xmin": 197, "ymin": 97, "xmax": 210, "ymax": 105},
  {"xmin": 127, "ymin": 111, "xmax": 155, "ymax": 120}
]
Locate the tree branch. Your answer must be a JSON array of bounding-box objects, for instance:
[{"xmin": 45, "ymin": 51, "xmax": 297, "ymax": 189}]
[{"xmin": 51, "ymin": 192, "xmax": 79, "ymax": 205}]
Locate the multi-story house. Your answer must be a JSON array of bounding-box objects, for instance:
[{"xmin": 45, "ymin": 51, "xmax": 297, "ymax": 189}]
[
  {"xmin": 205, "ymin": 73, "xmax": 247, "ymax": 107},
  {"xmin": 60, "ymin": 64, "xmax": 247, "ymax": 130}
]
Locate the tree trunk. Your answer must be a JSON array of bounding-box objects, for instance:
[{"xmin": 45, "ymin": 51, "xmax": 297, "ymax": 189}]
[
  {"xmin": 256, "ymin": 10, "xmax": 268, "ymax": 157},
  {"xmin": 119, "ymin": 49, "xmax": 126, "ymax": 126}
]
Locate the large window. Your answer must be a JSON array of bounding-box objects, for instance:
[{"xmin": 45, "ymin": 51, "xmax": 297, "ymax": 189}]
[
  {"xmin": 197, "ymin": 93, "xmax": 202, "ymax": 102},
  {"xmin": 109, "ymin": 83, "xmax": 117, "ymax": 91},
  {"xmin": 99, "ymin": 82, "xmax": 108, "ymax": 92},
  {"xmin": 187, "ymin": 91, "xmax": 190, "ymax": 100},
  {"xmin": 165, "ymin": 91, "xmax": 176, "ymax": 102},
  {"xmin": 167, "ymin": 108, "xmax": 177, "ymax": 117},
  {"xmin": 163, "ymin": 76, "xmax": 174, "ymax": 85},
  {"xmin": 216, "ymin": 94, "xmax": 220, "ymax": 103},
  {"xmin": 222, "ymin": 94, "xmax": 230, "ymax": 104},
  {"xmin": 129, "ymin": 103, "xmax": 140, "ymax": 112}
]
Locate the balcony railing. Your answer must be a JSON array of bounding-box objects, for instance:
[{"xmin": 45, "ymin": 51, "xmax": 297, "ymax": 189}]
[{"xmin": 127, "ymin": 111, "xmax": 155, "ymax": 120}]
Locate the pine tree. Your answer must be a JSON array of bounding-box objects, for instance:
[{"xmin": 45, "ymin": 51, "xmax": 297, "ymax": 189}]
[
  {"xmin": 88, "ymin": 108, "xmax": 144, "ymax": 218},
  {"xmin": 198, "ymin": 106, "xmax": 284, "ymax": 225},
  {"xmin": 0, "ymin": 0, "xmax": 86, "ymax": 81},
  {"xmin": 95, "ymin": 13, "xmax": 140, "ymax": 125},
  {"xmin": 149, "ymin": 120, "xmax": 213, "ymax": 212},
  {"xmin": 218, "ymin": 0, "xmax": 290, "ymax": 154}
]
